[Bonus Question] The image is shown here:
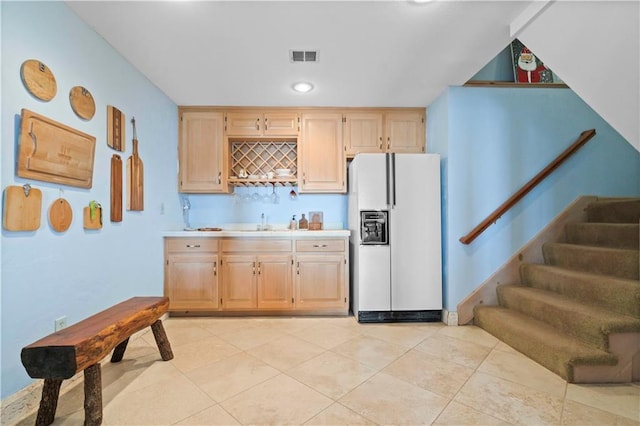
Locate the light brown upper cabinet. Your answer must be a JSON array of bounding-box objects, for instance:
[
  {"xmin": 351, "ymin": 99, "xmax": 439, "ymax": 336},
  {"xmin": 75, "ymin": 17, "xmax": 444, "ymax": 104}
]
[
  {"xmin": 343, "ymin": 112, "xmax": 384, "ymax": 156},
  {"xmin": 225, "ymin": 111, "xmax": 299, "ymax": 137},
  {"xmin": 344, "ymin": 109, "xmax": 426, "ymax": 156},
  {"xmin": 299, "ymin": 112, "xmax": 346, "ymax": 193},
  {"xmin": 385, "ymin": 110, "xmax": 426, "ymax": 153},
  {"xmin": 178, "ymin": 109, "xmax": 229, "ymax": 193}
]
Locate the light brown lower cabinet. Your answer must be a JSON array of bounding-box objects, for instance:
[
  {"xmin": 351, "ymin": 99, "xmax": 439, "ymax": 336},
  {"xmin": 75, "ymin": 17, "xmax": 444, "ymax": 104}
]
[
  {"xmin": 164, "ymin": 236, "xmax": 348, "ymax": 315},
  {"xmin": 164, "ymin": 238, "xmax": 220, "ymax": 312},
  {"xmin": 296, "ymin": 254, "xmax": 346, "ymax": 310}
]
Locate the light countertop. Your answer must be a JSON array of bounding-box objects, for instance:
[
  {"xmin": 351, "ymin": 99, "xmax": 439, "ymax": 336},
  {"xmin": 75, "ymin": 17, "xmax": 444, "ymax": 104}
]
[{"xmin": 163, "ymin": 229, "xmax": 350, "ymax": 238}]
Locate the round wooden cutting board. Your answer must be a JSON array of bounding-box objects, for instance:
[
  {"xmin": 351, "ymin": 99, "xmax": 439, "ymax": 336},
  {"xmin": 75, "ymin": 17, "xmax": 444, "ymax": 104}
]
[
  {"xmin": 69, "ymin": 86, "xmax": 96, "ymax": 120},
  {"xmin": 20, "ymin": 59, "xmax": 57, "ymax": 101},
  {"xmin": 49, "ymin": 198, "xmax": 73, "ymax": 232}
]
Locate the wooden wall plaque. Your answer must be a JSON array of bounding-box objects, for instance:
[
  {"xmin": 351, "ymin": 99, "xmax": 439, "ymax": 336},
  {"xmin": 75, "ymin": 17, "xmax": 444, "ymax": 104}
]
[{"xmin": 18, "ymin": 109, "xmax": 96, "ymax": 189}]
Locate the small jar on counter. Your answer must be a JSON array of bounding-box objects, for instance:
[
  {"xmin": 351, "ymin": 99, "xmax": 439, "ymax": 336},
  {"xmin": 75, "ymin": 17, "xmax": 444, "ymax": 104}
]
[{"xmin": 298, "ymin": 213, "xmax": 308, "ymax": 230}]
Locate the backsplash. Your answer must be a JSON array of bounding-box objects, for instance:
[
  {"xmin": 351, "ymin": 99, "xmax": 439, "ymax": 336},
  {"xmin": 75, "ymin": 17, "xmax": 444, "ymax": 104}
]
[{"xmin": 183, "ymin": 187, "xmax": 348, "ymax": 229}]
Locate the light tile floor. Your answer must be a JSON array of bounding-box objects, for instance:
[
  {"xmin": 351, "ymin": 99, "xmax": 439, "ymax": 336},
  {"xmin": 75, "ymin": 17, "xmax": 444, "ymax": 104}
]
[{"xmin": 15, "ymin": 316, "xmax": 640, "ymax": 425}]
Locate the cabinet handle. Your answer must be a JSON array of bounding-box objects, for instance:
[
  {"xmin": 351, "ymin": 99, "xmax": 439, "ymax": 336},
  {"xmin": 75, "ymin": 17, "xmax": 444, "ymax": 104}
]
[
  {"xmin": 264, "ymin": 118, "xmax": 268, "ymax": 130},
  {"xmin": 213, "ymin": 261, "xmax": 217, "ymax": 276},
  {"xmin": 186, "ymin": 244, "xmax": 201, "ymax": 248},
  {"xmin": 256, "ymin": 119, "xmax": 260, "ymax": 131},
  {"xmin": 217, "ymin": 171, "xmax": 221, "ymax": 184},
  {"xmin": 379, "ymin": 136, "xmax": 383, "ymax": 150},
  {"xmin": 312, "ymin": 244, "xmax": 328, "ymax": 248},
  {"xmin": 253, "ymin": 261, "xmax": 256, "ymax": 275},
  {"xmin": 296, "ymin": 261, "xmax": 300, "ymax": 275},
  {"xmin": 302, "ymin": 173, "xmax": 306, "ymax": 184},
  {"xmin": 387, "ymin": 136, "xmax": 390, "ymax": 150},
  {"xmin": 257, "ymin": 262, "xmax": 261, "ymax": 275}
]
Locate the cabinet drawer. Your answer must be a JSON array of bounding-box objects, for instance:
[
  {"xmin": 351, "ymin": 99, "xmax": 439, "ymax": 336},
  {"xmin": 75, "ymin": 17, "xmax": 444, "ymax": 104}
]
[
  {"xmin": 296, "ymin": 239, "xmax": 345, "ymax": 252},
  {"xmin": 222, "ymin": 239, "xmax": 292, "ymax": 252},
  {"xmin": 166, "ymin": 238, "xmax": 219, "ymax": 253}
]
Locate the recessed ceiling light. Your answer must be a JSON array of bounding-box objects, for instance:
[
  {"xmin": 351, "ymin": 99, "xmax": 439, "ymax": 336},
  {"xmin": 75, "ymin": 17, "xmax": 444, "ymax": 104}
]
[{"xmin": 292, "ymin": 82, "xmax": 314, "ymax": 93}]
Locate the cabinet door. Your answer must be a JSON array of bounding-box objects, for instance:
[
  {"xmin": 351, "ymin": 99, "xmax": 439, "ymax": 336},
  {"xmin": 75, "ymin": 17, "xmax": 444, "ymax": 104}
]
[
  {"xmin": 225, "ymin": 112, "xmax": 262, "ymax": 136},
  {"xmin": 167, "ymin": 254, "xmax": 219, "ymax": 310},
  {"xmin": 257, "ymin": 255, "xmax": 293, "ymax": 309},
  {"xmin": 222, "ymin": 255, "xmax": 257, "ymax": 309},
  {"xmin": 385, "ymin": 111, "xmax": 426, "ymax": 153},
  {"xmin": 264, "ymin": 112, "xmax": 299, "ymax": 136},
  {"xmin": 179, "ymin": 111, "xmax": 227, "ymax": 192},
  {"xmin": 299, "ymin": 113, "xmax": 345, "ymax": 193},
  {"xmin": 344, "ymin": 113, "xmax": 384, "ymax": 156},
  {"xmin": 295, "ymin": 254, "xmax": 346, "ymax": 309}
]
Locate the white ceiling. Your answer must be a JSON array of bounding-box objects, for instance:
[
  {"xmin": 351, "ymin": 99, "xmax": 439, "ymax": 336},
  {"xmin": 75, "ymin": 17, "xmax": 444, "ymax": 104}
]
[{"xmin": 66, "ymin": 1, "xmax": 533, "ymax": 108}]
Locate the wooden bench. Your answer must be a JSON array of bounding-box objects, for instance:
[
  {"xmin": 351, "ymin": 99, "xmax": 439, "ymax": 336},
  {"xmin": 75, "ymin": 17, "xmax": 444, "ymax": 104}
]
[{"xmin": 21, "ymin": 297, "xmax": 173, "ymax": 426}]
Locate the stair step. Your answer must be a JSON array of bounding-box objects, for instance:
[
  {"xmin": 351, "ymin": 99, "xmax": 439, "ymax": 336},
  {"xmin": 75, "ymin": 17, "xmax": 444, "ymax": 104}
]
[
  {"xmin": 497, "ymin": 285, "xmax": 640, "ymax": 351},
  {"xmin": 543, "ymin": 242, "xmax": 639, "ymax": 280},
  {"xmin": 474, "ymin": 305, "xmax": 617, "ymax": 382},
  {"xmin": 565, "ymin": 222, "xmax": 639, "ymax": 249},
  {"xmin": 585, "ymin": 199, "xmax": 640, "ymax": 223},
  {"xmin": 520, "ymin": 264, "xmax": 640, "ymax": 319}
]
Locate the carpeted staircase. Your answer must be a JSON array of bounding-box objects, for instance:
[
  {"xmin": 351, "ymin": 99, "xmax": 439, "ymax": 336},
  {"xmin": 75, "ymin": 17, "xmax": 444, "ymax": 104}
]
[{"xmin": 474, "ymin": 198, "xmax": 640, "ymax": 383}]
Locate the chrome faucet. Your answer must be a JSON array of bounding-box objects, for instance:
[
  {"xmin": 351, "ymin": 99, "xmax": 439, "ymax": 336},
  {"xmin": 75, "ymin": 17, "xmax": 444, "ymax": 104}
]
[
  {"xmin": 260, "ymin": 213, "xmax": 266, "ymax": 230},
  {"xmin": 181, "ymin": 195, "xmax": 191, "ymax": 229}
]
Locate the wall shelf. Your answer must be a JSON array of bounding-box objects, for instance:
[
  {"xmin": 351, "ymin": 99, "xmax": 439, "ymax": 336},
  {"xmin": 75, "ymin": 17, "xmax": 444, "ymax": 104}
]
[
  {"xmin": 464, "ymin": 80, "xmax": 569, "ymax": 88},
  {"xmin": 227, "ymin": 178, "xmax": 297, "ymax": 187}
]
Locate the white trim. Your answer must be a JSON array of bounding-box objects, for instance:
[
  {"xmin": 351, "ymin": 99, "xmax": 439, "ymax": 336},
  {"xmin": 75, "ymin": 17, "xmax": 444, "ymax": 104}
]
[{"xmin": 442, "ymin": 309, "xmax": 459, "ymax": 326}]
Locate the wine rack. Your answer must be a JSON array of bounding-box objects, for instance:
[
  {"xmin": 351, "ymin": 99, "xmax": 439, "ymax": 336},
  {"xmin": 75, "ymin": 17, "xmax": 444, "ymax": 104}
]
[{"xmin": 229, "ymin": 140, "xmax": 298, "ymax": 186}]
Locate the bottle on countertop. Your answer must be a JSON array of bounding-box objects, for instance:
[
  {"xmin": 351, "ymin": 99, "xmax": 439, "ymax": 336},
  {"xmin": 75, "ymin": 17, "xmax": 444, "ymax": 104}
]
[
  {"xmin": 289, "ymin": 215, "xmax": 298, "ymax": 230},
  {"xmin": 298, "ymin": 213, "xmax": 308, "ymax": 230}
]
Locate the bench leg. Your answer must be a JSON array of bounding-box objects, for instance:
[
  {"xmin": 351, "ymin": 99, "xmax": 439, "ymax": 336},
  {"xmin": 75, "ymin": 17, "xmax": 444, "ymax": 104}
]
[
  {"xmin": 110, "ymin": 337, "xmax": 130, "ymax": 363},
  {"xmin": 150, "ymin": 320, "xmax": 174, "ymax": 361},
  {"xmin": 83, "ymin": 364, "xmax": 102, "ymax": 426},
  {"xmin": 35, "ymin": 378, "xmax": 63, "ymax": 426}
]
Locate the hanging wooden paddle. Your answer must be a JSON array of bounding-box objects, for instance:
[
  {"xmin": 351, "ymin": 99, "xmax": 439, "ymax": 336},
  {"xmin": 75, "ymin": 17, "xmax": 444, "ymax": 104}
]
[
  {"xmin": 127, "ymin": 118, "xmax": 144, "ymax": 211},
  {"xmin": 111, "ymin": 154, "xmax": 123, "ymax": 222}
]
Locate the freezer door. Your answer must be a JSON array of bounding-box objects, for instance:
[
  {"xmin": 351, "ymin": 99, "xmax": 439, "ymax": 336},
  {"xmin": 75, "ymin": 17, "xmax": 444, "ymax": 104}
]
[
  {"xmin": 390, "ymin": 154, "xmax": 442, "ymax": 310},
  {"xmin": 354, "ymin": 154, "xmax": 388, "ymax": 210},
  {"xmin": 356, "ymin": 245, "xmax": 391, "ymax": 311}
]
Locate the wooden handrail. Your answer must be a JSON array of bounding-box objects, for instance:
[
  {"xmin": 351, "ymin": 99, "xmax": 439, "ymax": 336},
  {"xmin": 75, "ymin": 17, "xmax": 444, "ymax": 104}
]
[{"xmin": 459, "ymin": 129, "xmax": 596, "ymax": 245}]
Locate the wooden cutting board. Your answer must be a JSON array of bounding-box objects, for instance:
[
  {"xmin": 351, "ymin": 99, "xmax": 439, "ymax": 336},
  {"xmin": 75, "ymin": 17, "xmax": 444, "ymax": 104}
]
[
  {"xmin": 83, "ymin": 205, "xmax": 102, "ymax": 230},
  {"xmin": 18, "ymin": 109, "xmax": 96, "ymax": 188},
  {"xmin": 127, "ymin": 120, "xmax": 144, "ymax": 211},
  {"xmin": 111, "ymin": 154, "xmax": 123, "ymax": 222},
  {"xmin": 3, "ymin": 185, "xmax": 42, "ymax": 231},
  {"xmin": 69, "ymin": 86, "xmax": 96, "ymax": 120},
  {"xmin": 48, "ymin": 198, "xmax": 72, "ymax": 232},
  {"xmin": 107, "ymin": 105, "xmax": 125, "ymax": 151},
  {"xmin": 20, "ymin": 59, "xmax": 57, "ymax": 101}
]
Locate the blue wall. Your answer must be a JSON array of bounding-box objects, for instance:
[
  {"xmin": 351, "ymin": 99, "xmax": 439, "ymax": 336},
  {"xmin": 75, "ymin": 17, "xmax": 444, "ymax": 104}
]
[
  {"xmin": 428, "ymin": 86, "xmax": 640, "ymax": 311},
  {"xmin": 186, "ymin": 191, "xmax": 347, "ymax": 230},
  {"xmin": 0, "ymin": 2, "xmax": 182, "ymax": 398},
  {"xmin": 0, "ymin": 2, "xmax": 346, "ymax": 399}
]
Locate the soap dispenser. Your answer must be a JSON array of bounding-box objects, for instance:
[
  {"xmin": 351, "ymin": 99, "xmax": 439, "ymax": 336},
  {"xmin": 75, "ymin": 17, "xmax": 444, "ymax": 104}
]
[
  {"xmin": 289, "ymin": 215, "xmax": 298, "ymax": 230},
  {"xmin": 298, "ymin": 213, "xmax": 308, "ymax": 230}
]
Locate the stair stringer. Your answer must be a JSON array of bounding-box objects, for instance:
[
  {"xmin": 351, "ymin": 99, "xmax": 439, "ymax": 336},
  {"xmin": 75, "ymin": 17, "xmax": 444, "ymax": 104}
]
[
  {"xmin": 457, "ymin": 195, "xmax": 597, "ymax": 325},
  {"xmin": 573, "ymin": 332, "xmax": 640, "ymax": 383}
]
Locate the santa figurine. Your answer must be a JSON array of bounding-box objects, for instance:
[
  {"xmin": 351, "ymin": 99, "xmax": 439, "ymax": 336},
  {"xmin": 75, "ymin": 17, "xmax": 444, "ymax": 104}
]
[{"xmin": 516, "ymin": 47, "xmax": 548, "ymax": 83}]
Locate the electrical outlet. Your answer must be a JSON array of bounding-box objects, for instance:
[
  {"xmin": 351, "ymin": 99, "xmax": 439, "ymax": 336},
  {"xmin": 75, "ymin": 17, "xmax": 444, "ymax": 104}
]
[{"xmin": 54, "ymin": 316, "xmax": 67, "ymax": 331}]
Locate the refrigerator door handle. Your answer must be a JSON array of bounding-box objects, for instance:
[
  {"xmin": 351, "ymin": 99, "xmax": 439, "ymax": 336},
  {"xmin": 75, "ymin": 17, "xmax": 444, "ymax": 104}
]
[
  {"xmin": 391, "ymin": 153, "xmax": 397, "ymax": 207},
  {"xmin": 385, "ymin": 153, "xmax": 391, "ymax": 206}
]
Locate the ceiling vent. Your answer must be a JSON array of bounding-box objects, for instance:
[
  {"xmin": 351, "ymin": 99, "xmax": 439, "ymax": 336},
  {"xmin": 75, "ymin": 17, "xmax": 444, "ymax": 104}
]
[{"xmin": 290, "ymin": 50, "xmax": 319, "ymax": 63}]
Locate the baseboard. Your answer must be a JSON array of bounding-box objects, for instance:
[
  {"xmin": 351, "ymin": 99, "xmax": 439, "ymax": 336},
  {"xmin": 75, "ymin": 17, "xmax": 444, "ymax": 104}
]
[
  {"xmin": 456, "ymin": 195, "xmax": 598, "ymax": 325},
  {"xmin": 442, "ymin": 309, "xmax": 459, "ymax": 326}
]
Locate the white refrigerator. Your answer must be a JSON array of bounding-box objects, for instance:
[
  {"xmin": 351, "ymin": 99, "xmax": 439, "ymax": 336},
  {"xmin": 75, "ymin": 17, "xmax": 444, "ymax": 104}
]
[{"xmin": 348, "ymin": 153, "xmax": 442, "ymax": 322}]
